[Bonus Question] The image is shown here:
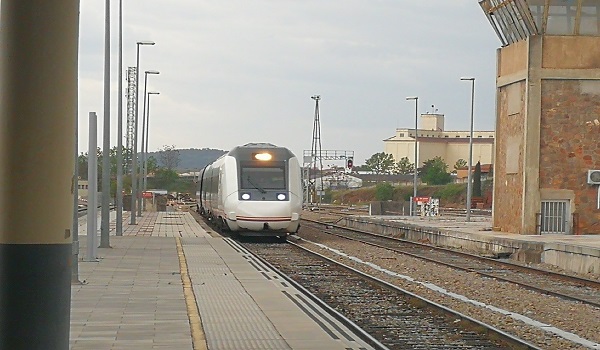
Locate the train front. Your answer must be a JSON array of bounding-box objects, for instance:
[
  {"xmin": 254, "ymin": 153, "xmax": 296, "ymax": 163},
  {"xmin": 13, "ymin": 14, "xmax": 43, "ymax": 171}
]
[{"xmin": 224, "ymin": 145, "xmax": 302, "ymax": 236}]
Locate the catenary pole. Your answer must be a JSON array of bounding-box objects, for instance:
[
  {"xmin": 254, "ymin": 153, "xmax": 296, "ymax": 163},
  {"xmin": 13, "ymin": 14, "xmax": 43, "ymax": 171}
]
[
  {"xmin": 461, "ymin": 77, "xmax": 476, "ymax": 222},
  {"xmin": 100, "ymin": 0, "xmax": 111, "ymax": 247},
  {"xmin": 116, "ymin": 0, "xmax": 124, "ymax": 235},
  {"xmin": 130, "ymin": 41, "xmax": 155, "ymax": 224},
  {"xmin": 406, "ymin": 96, "xmax": 419, "ymax": 216}
]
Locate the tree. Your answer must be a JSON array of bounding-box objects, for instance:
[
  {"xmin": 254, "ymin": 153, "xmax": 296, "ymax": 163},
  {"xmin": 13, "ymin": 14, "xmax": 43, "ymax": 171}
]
[
  {"xmin": 473, "ymin": 161, "xmax": 482, "ymax": 197},
  {"xmin": 108, "ymin": 146, "xmax": 132, "ymax": 178},
  {"xmin": 453, "ymin": 158, "xmax": 467, "ymax": 174},
  {"xmin": 77, "ymin": 147, "xmax": 102, "ymax": 182},
  {"xmin": 77, "ymin": 146, "xmax": 133, "ymax": 195},
  {"xmin": 375, "ymin": 182, "xmax": 394, "ymax": 201},
  {"xmin": 364, "ymin": 152, "xmax": 395, "ymax": 177},
  {"xmin": 420, "ymin": 156, "xmax": 452, "ymax": 185},
  {"xmin": 395, "ymin": 157, "xmax": 414, "ymax": 175},
  {"xmin": 158, "ymin": 144, "xmax": 180, "ymax": 170},
  {"xmin": 78, "ymin": 152, "xmax": 88, "ymax": 180},
  {"xmin": 153, "ymin": 168, "xmax": 180, "ymax": 190},
  {"xmin": 146, "ymin": 156, "xmax": 159, "ymax": 176},
  {"xmin": 79, "ymin": 147, "xmax": 131, "ymax": 180}
]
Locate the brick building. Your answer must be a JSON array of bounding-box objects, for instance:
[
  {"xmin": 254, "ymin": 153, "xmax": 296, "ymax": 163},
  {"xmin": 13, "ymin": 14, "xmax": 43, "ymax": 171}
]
[{"xmin": 480, "ymin": 0, "xmax": 600, "ymax": 234}]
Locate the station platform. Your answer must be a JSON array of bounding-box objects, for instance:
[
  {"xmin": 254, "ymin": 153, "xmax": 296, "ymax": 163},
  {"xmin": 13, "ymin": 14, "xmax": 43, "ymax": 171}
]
[
  {"xmin": 339, "ymin": 214, "xmax": 600, "ymax": 277},
  {"xmin": 70, "ymin": 211, "xmax": 377, "ymax": 350}
]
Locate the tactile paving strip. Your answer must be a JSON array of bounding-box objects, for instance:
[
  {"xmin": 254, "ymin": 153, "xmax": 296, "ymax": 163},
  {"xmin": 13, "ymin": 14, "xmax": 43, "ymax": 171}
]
[{"xmin": 182, "ymin": 237, "xmax": 292, "ymax": 350}]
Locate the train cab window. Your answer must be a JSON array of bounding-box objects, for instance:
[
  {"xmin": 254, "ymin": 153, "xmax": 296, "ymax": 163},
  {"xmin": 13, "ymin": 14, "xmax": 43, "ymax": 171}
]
[{"xmin": 241, "ymin": 166, "xmax": 286, "ymax": 190}]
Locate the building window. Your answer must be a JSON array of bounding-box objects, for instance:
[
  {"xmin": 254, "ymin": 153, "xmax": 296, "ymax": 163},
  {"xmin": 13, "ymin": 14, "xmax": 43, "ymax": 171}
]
[{"xmin": 399, "ymin": 133, "xmax": 404, "ymax": 137}]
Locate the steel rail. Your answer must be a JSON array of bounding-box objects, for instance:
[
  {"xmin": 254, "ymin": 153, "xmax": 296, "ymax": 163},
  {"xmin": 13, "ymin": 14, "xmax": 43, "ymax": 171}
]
[
  {"xmin": 248, "ymin": 239, "xmax": 540, "ymax": 350},
  {"xmin": 302, "ymin": 218, "xmax": 600, "ymax": 308},
  {"xmin": 240, "ymin": 241, "xmax": 390, "ymax": 350}
]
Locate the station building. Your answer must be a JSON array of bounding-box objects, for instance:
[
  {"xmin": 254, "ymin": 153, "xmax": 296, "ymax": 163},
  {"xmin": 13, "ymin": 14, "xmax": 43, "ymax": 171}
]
[{"xmin": 479, "ymin": 0, "xmax": 600, "ymax": 235}]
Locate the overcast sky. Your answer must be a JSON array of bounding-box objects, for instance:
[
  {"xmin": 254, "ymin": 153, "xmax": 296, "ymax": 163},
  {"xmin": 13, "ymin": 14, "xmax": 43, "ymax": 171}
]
[{"xmin": 78, "ymin": 0, "xmax": 502, "ymax": 165}]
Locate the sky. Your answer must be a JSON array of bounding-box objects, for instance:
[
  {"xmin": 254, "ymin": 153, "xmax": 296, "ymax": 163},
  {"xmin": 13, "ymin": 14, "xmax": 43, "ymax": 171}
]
[{"xmin": 78, "ymin": 0, "xmax": 502, "ymax": 165}]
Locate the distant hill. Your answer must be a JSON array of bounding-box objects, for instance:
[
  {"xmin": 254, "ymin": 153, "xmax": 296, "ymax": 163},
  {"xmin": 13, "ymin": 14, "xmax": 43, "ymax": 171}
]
[{"xmin": 147, "ymin": 148, "xmax": 226, "ymax": 171}]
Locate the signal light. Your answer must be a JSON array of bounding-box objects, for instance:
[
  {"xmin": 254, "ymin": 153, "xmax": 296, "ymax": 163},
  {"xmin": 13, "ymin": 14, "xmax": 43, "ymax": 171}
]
[{"xmin": 347, "ymin": 157, "xmax": 353, "ymax": 169}]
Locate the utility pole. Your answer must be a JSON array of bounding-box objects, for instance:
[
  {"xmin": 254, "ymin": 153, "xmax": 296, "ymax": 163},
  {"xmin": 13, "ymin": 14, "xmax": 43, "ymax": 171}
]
[
  {"xmin": 310, "ymin": 95, "xmax": 323, "ymax": 208},
  {"xmin": 100, "ymin": 0, "xmax": 111, "ymax": 247},
  {"xmin": 116, "ymin": 0, "xmax": 124, "ymax": 235}
]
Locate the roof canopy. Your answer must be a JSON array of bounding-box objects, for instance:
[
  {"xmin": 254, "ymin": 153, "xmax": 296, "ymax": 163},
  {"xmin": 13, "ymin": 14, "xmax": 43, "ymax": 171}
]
[{"xmin": 479, "ymin": 0, "xmax": 600, "ymax": 46}]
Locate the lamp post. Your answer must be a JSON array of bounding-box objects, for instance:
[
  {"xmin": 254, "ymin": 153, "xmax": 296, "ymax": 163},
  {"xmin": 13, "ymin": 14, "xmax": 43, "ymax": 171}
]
[
  {"xmin": 130, "ymin": 40, "xmax": 155, "ymax": 225},
  {"xmin": 138, "ymin": 70, "xmax": 159, "ymax": 215},
  {"xmin": 461, "ymin": 77, "xmax": 475, "ymax": 222},
  {"xmin": 144, "ymin": 91, "xmax": 160, "ymax": 193},
  {"xmin": 406, "ymin": 96, "xmax": 418, "ymax": 216},
  {"xmin": 116, "ymin": 0, "xmax": 124, "ymax": 235},
  {"xmin": 100, "ymin": 0, "xmax": 111, "ymax": 248}
]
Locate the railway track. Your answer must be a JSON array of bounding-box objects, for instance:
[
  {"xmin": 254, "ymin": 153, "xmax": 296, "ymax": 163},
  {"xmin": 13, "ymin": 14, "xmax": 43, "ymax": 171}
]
[
  {"xmin": 77, "ymin": 205, "xmax": 116, "ymax": 218},
  {"xmin": 190, "ymin": 209, "xmax": 599, "ymax": 348},
  {"xmin": 301, "ymin": 219, "xmax": 600, "ymax": 308},
  {"xmin": 242, "ymin": 240, "xmax": 538, "ymax": 350}
]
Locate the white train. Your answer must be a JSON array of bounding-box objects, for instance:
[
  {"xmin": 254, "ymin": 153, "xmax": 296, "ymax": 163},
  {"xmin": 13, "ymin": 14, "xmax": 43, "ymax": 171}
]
[{"xmin": 197, "ymin": 143, "xmax": 302, "ymax": 237}]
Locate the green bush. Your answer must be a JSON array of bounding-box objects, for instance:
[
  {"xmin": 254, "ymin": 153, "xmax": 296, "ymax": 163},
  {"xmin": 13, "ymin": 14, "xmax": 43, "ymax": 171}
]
[
  {"xmin": 322, "ymin": 189, "xmax": 333, "ymax": 203},
  {"xmin": 434, "ymin": 183, "xmax": 466, "ymax": 200},
  {"xmin": 391, "ymin": 186, "xmax": 412, "ymax": 202},
  {"xmin": 375, "ymin": 182, "xmax": 394, "ymax": 201}
]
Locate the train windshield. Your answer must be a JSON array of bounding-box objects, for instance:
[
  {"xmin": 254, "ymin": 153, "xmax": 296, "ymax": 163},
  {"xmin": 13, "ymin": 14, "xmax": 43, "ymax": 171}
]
[{"xmin": 240, "ymin": 166, "xmax": 286, "ymax": 190}]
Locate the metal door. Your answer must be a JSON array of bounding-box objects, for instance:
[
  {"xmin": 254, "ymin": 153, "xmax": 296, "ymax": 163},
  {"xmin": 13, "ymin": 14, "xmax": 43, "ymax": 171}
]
[{"xmin": 540, "ymin": 200, "xmax": 570, "ymax": 234}]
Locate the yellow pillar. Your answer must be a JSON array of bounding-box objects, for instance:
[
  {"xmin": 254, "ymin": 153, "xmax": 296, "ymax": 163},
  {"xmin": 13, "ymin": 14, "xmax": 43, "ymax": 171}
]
[{"xmin": 0, "ymin": 1, "xmax": 80, "ymax": 348}]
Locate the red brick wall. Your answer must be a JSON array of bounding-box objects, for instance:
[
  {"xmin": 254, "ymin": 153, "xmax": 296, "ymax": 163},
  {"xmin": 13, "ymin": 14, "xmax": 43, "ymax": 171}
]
[
  {"xmin": 493, "ymin": 82, "xmax": 525, "ymax": 233},
  {"xmin": 540, "ymin": 80, "xmax": 600, "ymax": 234}
]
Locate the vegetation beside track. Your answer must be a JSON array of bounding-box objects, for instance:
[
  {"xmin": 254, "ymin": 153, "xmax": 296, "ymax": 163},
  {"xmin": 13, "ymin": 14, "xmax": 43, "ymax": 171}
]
[{"xmin": 324, "ymin": 180, "xmax": 493, "ymax": 208}]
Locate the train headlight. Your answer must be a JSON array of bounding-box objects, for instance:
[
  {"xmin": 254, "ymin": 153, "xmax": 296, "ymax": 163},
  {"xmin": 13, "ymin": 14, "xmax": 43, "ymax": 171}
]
[
  {"xmin": 241, "ymin": 193, "xmax": 251, "ymax": 200},
  {"xmin": 254, "ymin": 152, "xmax": 272, "ymax": 161},
  {"xmin": 277, "ymin": 193, "xmax": 287, "ymax": 201}
]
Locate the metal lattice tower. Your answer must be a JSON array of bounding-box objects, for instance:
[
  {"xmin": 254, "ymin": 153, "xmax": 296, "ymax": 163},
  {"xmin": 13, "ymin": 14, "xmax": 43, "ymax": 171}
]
[
  {"xmin": 306, "ymin": 95, "xmax": 323, "ymax": 207},
  {"xmin": 125, "ymin": 67, "xmax": 137, "ymax": 172}
]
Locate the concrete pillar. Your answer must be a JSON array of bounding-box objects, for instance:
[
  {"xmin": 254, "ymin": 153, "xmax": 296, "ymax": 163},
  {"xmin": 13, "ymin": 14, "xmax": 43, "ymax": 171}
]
[
  {"xmin": 0, "ymin": 1, "xmax": 79, "ymax": 348},
  {"xmin": 522, "ymin": 35, "xmax": 543, "ymax": 234}
]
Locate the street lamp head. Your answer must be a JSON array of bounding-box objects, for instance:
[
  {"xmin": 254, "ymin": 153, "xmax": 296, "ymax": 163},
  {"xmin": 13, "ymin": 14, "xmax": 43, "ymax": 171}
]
[
  {"xmin": 145, "ymin": 70, "xmax": 160, "ymax": 75},
  {"xmin": 137, "ymin": 41, "xmax": 155, "ymax": 46},
  {"xmin": 148, "ymin": 91, "xmax": 160, "ymax": 95},
  {"xmin": 460, "ymin": 77, "xmax": 475, "ymax": 81},
  {"xmin": 311, "ymin": 95, "xmax": 321, "ymax": 101},
  {"xmin": 406, "ymin": 96, "xmax": 418, "ymax": 101}
]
